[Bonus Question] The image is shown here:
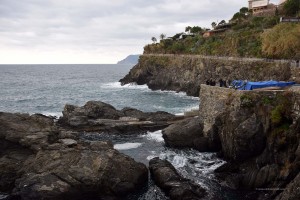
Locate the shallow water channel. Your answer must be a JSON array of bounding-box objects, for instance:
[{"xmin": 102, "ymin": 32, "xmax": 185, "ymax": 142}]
[{"xmin": 81, "ymin": 130, "xmax": 261, "ymax": 200}]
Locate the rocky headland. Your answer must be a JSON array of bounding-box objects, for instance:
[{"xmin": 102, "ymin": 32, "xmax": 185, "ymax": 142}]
[{"xmin": 120, "ymin": 54, "xmax": 300, "ymax": 97}]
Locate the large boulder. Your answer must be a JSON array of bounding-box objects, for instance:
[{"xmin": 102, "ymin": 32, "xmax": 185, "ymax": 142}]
[
  {"xmin": 149, "ymin": 157, "xmax": 207, "ymax": 200},
  {"xmin": 218, "ymin": 113, "xmax": 266, "ymax": 161},
  {"xmin": 61, "ymin": 101, "xmax": 124, "ymax": 125},
  {"xmin": 0, "ymin": 112, "xmax": 58, "ymax": 151},
  {"xmin": 13, "ymin": 141, "xmax": 148, "ymax": 200},
  {"xmin": 162, "ymin": 117, "xmax": 211, "ymax": 151},
  {"xmin": 59, "ymin": 101, "xmax": 176, "ymax": 132}
]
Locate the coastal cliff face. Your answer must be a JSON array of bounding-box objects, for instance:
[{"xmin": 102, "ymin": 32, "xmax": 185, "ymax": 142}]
[
  {"xmin": 199, "ymin": 85, "xmax": 300, "ymax": 199},
  {"xmin": 120, "ymin": 54, "xmax": 300, "ymax": 96}
]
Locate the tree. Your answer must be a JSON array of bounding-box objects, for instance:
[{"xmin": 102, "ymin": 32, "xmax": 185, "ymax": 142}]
[
  {"xmin": 283, "ymin": 0, "xmax": 300, "ymax": 16},
  {"xmin": 160, "ymin": 33, "xmax": 166, "ymax": 40},
  {"xmin": 151, "ymin": 37, "xmax": 157, "ymax": 43},
  {"xmin": 240, "ymin": 7, "xmax": 248, "ymax": 14},
  {"xmin": 211, "ymin": 22, "xmax": 217, "ymax": 29},
  {"xmin": 190, "ymin": 26, "xmax": 202, "ymax": 34},
  {"xmin": 218, "ymin": 20, "xmax": 226, "ymax": 25},
  {"xmin": 185, "ymin": 26, "xmax": 192, "ymax": 33}
]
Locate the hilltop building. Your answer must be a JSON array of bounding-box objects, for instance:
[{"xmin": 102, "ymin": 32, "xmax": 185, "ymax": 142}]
[{"xmin": 248, "ymin": 0, "xmax": 276, "ymax": 16}]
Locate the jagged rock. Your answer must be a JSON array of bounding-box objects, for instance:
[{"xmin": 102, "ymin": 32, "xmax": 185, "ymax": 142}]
[
  {"xmin": 121, "ymin": 107, "xmax": 175, "ymax": 122},
  {"xmin": 59, "ymin": 101, "xmax": 176, "ymax": 132},
  {"xmin": 149, "ymin": 157, "xmax": 207, "ymax": 200},
  {"xmin": 0, "ymin": 112, "xmax": 149, "ymax": 199},
  {"xmin": 0, "ymin": 112, "xmax": 58, "ymax": 151},
  {"xmin": 83, "ymin": 101, "xmax": 123, "ymax": 119},
  {"xmin": 162, "ymin": 117, "xmax": 211, "ymax": 151},
  {"xmin": 0, "ymin": 140, "xmax": 33, "ymax": 192},
  {"xmin": 217, "ymin": 112, "xmax": 266, "ymax": 161},
  {"xmin": 13, "ymin": 141, "xmax": 148, "ymax": 200}
]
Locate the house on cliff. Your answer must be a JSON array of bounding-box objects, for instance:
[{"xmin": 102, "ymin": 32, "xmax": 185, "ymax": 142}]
[
  {"xmin": 248, "ymin": 0, "xmax": 276, "ymax": 16},
  {"xmin": 203, "ymin": 23, "xmax": 232, "ymax": 38}
]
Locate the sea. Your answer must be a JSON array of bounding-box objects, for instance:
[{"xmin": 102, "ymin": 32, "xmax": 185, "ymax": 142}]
[{"xmin": 0, "ymin": 64, "xmax": 260, "ymax": 200}]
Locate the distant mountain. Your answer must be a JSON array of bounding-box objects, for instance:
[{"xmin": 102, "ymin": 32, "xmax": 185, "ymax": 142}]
[{"xmin": 117, "ymin": 54, "xmax": 140, "ymax": 65}]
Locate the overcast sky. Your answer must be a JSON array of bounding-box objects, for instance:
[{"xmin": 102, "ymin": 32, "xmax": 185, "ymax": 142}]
[{"xmin": 0, "ymin": 0, "xmax": 279, "ymax": 64}]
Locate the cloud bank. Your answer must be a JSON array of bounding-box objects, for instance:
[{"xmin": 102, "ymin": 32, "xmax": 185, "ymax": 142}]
[{"xmin": 0, "ymin": 0, "xmax": 248, "ymax": 64}]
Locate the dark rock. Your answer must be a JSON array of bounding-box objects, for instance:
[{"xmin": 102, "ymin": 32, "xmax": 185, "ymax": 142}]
[
  {"xmin": 0, "ymin": 112, "xmax": 149, "ymax": 199},
  {"xmin": 220, "ymin": 114, "xmax": 266, "ymax": 161},
  {"xmin": 162, "ymin": 117, "xmax": 210, "ymax": 151},
  {"xmin": 59, "ymin": 101, "xmax": 175, "ymax": 132},
  {"xmin": 275, "ymin": 173, "xmax": 300, "ymax": 200},
  {"xmin": 121, "ymin": 107, "xmax": 175, "ymax": 122},
  {"xmin": 83, "ymin": 101, "xmax": 123, "ymax": 119},
  {"xmin": 13, "ymin": 141, "xmax": 148, "ymax": 199},
  {"xmin": 149, "ymin": 157, "xmax": 207, "ymax": 200},
  {"xmin": 0, "ymin": 112, "xmax": 58, "ymax": 151},
  {"xmin": 0, "ymin": 140, "xmax": 33, "ymax": 192},
  {"xmin": 214, "ymin": 162, "xmax": 239, "ymax": 173},
  {"xmin": 241, "ymin": 164, "xmax": 279, "ymax": 189}
]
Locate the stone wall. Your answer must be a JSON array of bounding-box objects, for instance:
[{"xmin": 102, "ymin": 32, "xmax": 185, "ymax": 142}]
[
  {"xmin": 199, "ymin": 84, "xmax": 242, "ymax": 136},
  {"xmin": 199, "ymin": 84, "xmax": 300, "ymax": 136}
]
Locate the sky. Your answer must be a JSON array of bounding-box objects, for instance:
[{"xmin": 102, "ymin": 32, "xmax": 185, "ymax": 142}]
[{"xmin": 0, "ymin": 0, "xmax": 279, "ymax": 64}]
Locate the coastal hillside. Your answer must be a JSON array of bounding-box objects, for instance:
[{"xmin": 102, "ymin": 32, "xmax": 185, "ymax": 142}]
[{"xmin": 144, "ymin": 2, "xmax": 300, "ymax": 60}]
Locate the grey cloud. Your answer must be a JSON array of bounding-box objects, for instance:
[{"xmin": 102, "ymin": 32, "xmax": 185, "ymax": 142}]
[{"xmin": 0, "ymin": 0, "xmax": 245, "ymax": 63}]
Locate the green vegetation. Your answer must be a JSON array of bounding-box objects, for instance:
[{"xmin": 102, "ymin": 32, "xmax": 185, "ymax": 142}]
[
  {"xmin": 145, "ymin": 4, "xmax": 300, "ymax": 59},
  {"xmin": 240, "ymin": 94, "xmax": 255, "ymax": 107},
  {"xmin": 283, "ymin": 0, "xmax": 300, "ymax": 16},
  {"xmin": 261, "ymin": 23, "xmax": 300, "ymax": 59}
]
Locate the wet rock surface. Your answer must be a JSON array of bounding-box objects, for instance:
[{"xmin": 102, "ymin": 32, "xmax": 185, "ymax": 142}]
[
  {"xmin": 162, "ymin": 117, "xmax": 213, "ymax": 152},
  {"xmin": 149, "ymin": 157, "xmax": 207, "ymax": 200}
]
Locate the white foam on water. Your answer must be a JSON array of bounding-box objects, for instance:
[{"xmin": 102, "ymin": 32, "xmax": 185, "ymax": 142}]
[
  {"xmin": 41, "ymin": 112, "xmax": 63, "ymax": 118},
  {"xmin": 151, "ymin": 89, "xmax": 200, "ymax": 100},
  {"xmin": 171, "ymin": 155, "xmax": 188, "ymax": 168},
  {"xmin": 146, "ymin": 155, "xmax": 157, "ymax": 161},
  {"xmin": 114, "ymin": 142, "xmax": 143, "ymax": 150},
  {"xmin": 101, "ymin": 82, "xmax": 149, "ymax": 90},
  {"xmin": 140, "ymin": 130, "xmax": 164, "ymax": 142}
]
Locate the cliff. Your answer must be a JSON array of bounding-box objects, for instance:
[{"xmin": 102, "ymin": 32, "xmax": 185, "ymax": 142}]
[
  {"xmin": 200, "ymin": 85, "xmax": 300, "ymax": 199},
  {"xmin": 120, "ymin": 54, "xmax": 300, "ymax": 97}
]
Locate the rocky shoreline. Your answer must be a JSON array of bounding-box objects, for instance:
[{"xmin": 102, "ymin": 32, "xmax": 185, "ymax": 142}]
[
  {"xmin": 0, "ymin": 101, "xmax": 196, "ymax": 200},
  {"xmin": 1, "ymin": 84, "xmax": 300, "ymax": 199}
]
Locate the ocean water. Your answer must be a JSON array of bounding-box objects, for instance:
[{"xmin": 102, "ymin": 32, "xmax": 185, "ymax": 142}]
[
  {"xmin": 0, "ymin": 64, "xmax": 199, "ymax": 117},
  {"xmin": 0, "ymin": 64, "xmax": 259, "ymax": 199}
]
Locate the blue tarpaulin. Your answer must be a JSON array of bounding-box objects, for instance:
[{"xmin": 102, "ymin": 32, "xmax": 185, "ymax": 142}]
[{"xmin": 231, "ymin": 80, "xmax": 296, "ymax": 90}]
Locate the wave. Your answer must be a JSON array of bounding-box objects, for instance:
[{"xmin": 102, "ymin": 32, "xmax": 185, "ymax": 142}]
[
  {"xmin": 114, "ymin": 142, "xmax": 143, "ymax": 150},
  {"xmin": 101, "ymin": 82, "xmax": 149, "ymax": 90},
  {"xmin": 40, "ymin": 112, "xmax": 62, "ymax": 118},
  {"xmin": 140, "ymin": 130, "xmax": 164, "ymax": 142},
  {"xmin": 150, "ymin": 89, "xmax": 200, "ymax": 100}
]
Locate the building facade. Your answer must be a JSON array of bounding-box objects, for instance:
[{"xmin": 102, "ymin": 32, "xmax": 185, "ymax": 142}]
[{"xmin": 248, "ymin": 0, "xmax": 276, "ymax": 16}]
